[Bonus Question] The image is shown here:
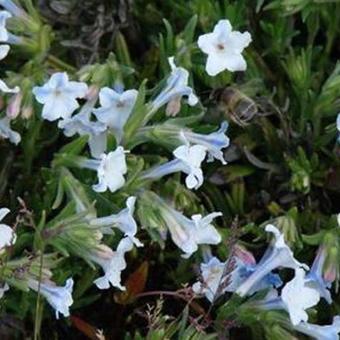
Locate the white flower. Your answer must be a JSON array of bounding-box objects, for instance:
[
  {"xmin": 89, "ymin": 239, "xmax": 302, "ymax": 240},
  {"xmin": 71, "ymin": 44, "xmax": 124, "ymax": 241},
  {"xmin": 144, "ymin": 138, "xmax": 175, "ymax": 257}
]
[
  {"xmin": 192, "ymin": 256, "xmax": 226, "ymax": 301},
  {"xmin": 32, "ymin": 72, "xmax": 88, "ymax": 121},
  {"xmin": 236, "ymin": 224, "xmax": 308, "ymax": 297},
  {"xmin": 91, "ymin": 237, "xmax": 133, "ymax": 290},
  {"xmin": 58, "ymin": 110, "xmax": 107, "ymax": 158},
  {"xmin": 294, "ymin": 316, "xmax": 340, "ymax": 340},
  {"xmin": 182, "ymin": 121, "xmax": 230, "ymax": 164},
  {"xmin": 93, "ymin": 87, "xmax": 138, "ymax": 142},
  {"xmin": 0, "ymin": 207, "xmax": 16, "ymax": 250},
  {"xmin": 142, "ymin": 144, "xmax": 207, "ymax": 190},
  {"xmin": 281, "ymin": 268, "xmax": 320, "ymax": 326},
  {"xmin": 90, "ymin": 196, "xmax": 143, "ymax": 247},
  {"xmin": 173, "ymin": 144, "xmax": 207, "ymax": 189},
  {"xmin": 162, "ymin": 207, "xmax": 221, "ymax": 258},
  {"xmin": 29, "ymin": 278, "xmax": 74, "ymax": 319},
  {"xmin": 198, "ymin": 19, "xmax": 252, "ymax": 76},
  {"xmin": 92, "ymin": 146, "xmax": 127, "ymax": 193},
  {"xmin": 0, "ymin": 282, "xmax": 9, "ymax": 299},
  {"xmin": 0, "ymin": 116, "xmax": 21, "ymax": 144},
  {"xmin": 151, "ymin": 57, "xmax": 198, "ymax": 113}
]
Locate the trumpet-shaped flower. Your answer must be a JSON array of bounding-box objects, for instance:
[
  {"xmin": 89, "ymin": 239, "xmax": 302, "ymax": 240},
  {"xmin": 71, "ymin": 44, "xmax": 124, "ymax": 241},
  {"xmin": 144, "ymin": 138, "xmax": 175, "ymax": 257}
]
[
  {"xmin": 0, "ymin": 207, "xmax": 16, "ymax": 250},
  {"xmin": 92, "ymin": 147, "xmax": 127, "ymax": 193},
  {"xmin": 294, "ymin": 316, "xmax": 340, "ymax": 340},
  {"xmin": 58, "ymin": 110, "xmax": 107, "ymax": 158},
  {"xmin": 182, "ymin": 122, "xmax": 230, "ymax": 164},
  {"xmin": 236, "ymin": 224, "xmax": 308, "ymax": 297},
  {"xmin": 198, "ymin": 19, "xmax": 252, "ymax": 76},
  {"xmin": 28, "ymin": 278, "xmax": 74, "ymax": 319},
  {"xmin": 193, "ymin": 246, "xmax": 282, "ymax": 302},
  {"xmin": 142, "ymin": 144, "xmax": 207, "ymax": 190},
  {"xmin": 160, "ymin": 202, "xmax": 221, "ymax": 258},
  {"xmin": 0, "ymin": 282, "xmax": 9, "ymax": 299},
  {"xmin": 93, "ymin": 87, "xmax": 138, "ymax": 142},
  {"xmin": 151, "ymin": 57, "xmax": 198, "ymax": 113},
  {"xmin": 90, "ymin": 196, "xmax": 143, "ymax": 247},
  {"xmin": 90, "ymin": 237, "xmax": 133, "ymax": 290},
  {"xmin": 306, "ymin": 246, "xmax": 332, "ymax": 304},
  {"xmin": 32, "ymin": 72, "xmax": 88, "ymax": 121},
  {"xmin": 281, "ymin": 268, "xmax": 320, "ymax": 326},
  {"xmin": 0, "ymin": 116, "xmax": 21, "ymax": 144}
]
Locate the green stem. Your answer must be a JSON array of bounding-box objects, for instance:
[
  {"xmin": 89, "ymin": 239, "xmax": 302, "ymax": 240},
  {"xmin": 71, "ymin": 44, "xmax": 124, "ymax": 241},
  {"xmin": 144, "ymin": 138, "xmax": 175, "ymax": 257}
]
[{"xmin": 46, "ymin": 55, "xmax": 77, "ymax": 73}]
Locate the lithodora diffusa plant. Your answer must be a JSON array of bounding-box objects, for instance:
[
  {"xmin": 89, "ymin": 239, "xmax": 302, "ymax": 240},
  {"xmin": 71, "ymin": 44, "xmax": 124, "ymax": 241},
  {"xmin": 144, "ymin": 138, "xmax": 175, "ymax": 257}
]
[{"xmin": 0, "ymin": 0, "xmax": 340, "ymax": 339}]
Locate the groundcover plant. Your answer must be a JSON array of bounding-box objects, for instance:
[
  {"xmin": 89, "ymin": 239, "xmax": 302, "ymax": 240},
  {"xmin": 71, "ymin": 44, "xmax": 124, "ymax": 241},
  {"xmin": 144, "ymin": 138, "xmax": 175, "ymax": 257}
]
[{"xmin": 0, "ymin": 0, "xmax": 339, "ymax": 339}]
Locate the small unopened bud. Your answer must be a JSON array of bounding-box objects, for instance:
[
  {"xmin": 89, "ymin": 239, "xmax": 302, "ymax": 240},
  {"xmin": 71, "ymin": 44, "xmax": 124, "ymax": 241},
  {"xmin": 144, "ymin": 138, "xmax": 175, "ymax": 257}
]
[
  {"xmin": 6, "ymin": 92, "xmax": 23, "ymax": 119},
  {"xmin": 21, "ymin": 105, "xmax": 33, "ymax": 119}
]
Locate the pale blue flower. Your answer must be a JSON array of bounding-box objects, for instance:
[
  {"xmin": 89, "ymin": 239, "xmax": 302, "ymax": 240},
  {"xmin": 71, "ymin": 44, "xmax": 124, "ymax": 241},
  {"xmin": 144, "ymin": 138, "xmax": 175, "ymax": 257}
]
[
  {"xmin": 193, "ymin": 246, "xmax": 282, "ymax": 302},
  {"xmin": 281, "ymin": 268, "xmax": 320, "ymax": 325},
  {"xmin": 158, "ymin": 200, "xmax": 221, "ymax": 258},
  {"xmin": 0, "ymin": 207, "xmax": 16, "ymax": 250},
  {"xmin": 90, "ymin": 196, "xmax": 143, "ymax": 247},
  {"xmin": 142, "ymin": 143, "xmax": 207, "ymax": 190},
  {"xmin": 236, "ymin": 224, "xmax": 308, "ymax": 297},
  {"xmin": 90, "ymin": 237, "xmax": 134, "ymax": 290},
  {"xmin": 198, "ymin": 19, "xmax": 252, "ymax": 76},
  {"xmin": 32, "ymin": 72, "xmax": 88, "ymax": 121},
  {"xmin": 93, "ymin": 87, "xmax": 138, "ymax": 142},
  {"xmin": 29, "ymin": 278, "xmax": 74, "ymax": 319},
  {"xmin": 0, "ymin": 0, "xmax": 27, "ymax": 19},
  {"xmin": 0, "ymin": 116, "xmax": 21, "ymax": 144},
  {"xmin": 252, "ymin": 269, "xmax": 320, "ymax": 326},
  {"xmin": 151, "ymin": 57, "xmax": 198, "ymax": 113},
  {"xmin": 294, "ymin": 316, "xmax": 340, "ymax": 340},
  {"xmin": 58, "ymin": 108, "xmax": 107, "ymax": 159},
  {"xmin": 182, "ymin": 121, "xmax": 230, "ymax": 164}
]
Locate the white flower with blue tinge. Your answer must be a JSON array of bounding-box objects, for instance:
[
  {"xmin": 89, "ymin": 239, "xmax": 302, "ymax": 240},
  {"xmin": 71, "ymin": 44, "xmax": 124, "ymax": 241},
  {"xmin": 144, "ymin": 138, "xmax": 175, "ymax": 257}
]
[
  {"xmin": 294, "ymin": 316, "xmax": 340, "ymax": 340},
  {"xmin": 90, "ymin": 196, "xmax": 143, "ymax": 247},
  {"xmin": 143, "ymin": 143, "xmax": 207, "ymax": 190},
  {"xmin": 281, "ymin": 268, "xmax": 320, "ymax": 326},
  {"xmin": 58, "ymin": 110, "xmax": 107, "ymax": 158},
  {"xmin": 90, "ymin": 237, "xmax": 133, "ymax": 290},
  {"xmin": 151, "ymin": 57, "xmax": 198, "ymax": 113},
  {"xmin": 92, "ymin": 147, "xmax": 127, "ymax": 193},
  {"xmin": 0, "ymin": 208, "xmax": 16, "ymax": 250},
  {"xmin": 236, "ymin": 224, "xmax": 308, "ymax": 297},
  {"xmin": 198, "ymin": 19, "xmax": 252, "ymax": 76},
  {"xmin": 193, "ymin": 245, "xmax": 282, "ymax": 302},
  {"xmin": 28, "ymin": 278, "xmax": 74, "ymax": 319},
  {"xmin": 182, "ymin": 121, "xmax": 230, "ymax": 164},
  {"xmin": 160, "ymin": 203, "xmax": 221, "ymax": 258},
  {"xmin": 192, "ymin": 256, "xmax": 226, "ymax": 302},
  {"xmin": 32, "ymin": 72, "xmax": 88, "ymax": 121},
  {"xmin": 0, "ymin": 116, "xmax": 21, "ymax": 144},
  {"xmin": 93, "ymin": 87, "xmax": 138, "ymax": 142}
]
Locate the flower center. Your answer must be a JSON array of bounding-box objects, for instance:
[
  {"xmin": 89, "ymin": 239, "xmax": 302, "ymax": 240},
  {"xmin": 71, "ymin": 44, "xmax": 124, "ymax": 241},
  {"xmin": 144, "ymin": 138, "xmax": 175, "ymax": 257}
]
[{"xmin": 216, "ymin": 43, "xmax": 225, "ymax": 51}]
